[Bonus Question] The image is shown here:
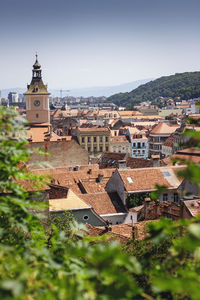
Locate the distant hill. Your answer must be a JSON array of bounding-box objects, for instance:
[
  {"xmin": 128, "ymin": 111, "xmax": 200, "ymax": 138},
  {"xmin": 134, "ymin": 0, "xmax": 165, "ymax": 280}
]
[
  {"xmin": 107, "ymin": 72, "xmax": 200, "ymax": 108},
  {"xmin": 0, "ymin": 78, "xmax": 152, "ymax": 98}
]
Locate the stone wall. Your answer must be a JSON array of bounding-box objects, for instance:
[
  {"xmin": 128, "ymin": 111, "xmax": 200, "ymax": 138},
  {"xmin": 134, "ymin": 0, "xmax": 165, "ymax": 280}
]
[{"xmin": 27, "ymin": 139, "xmax": 89, "ymax": 169}]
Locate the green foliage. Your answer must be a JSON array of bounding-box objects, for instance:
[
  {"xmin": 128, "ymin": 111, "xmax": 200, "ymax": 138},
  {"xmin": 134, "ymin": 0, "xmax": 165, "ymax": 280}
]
[
  {"xmin": 107, "ymin": 71, "xmax": 200, "ymax": 108},
  {"xmin": 126, "ymin": 192, "xmax": 149, "ymax": 208},
  {"xmin": 0, "ymin": 106, "xmax": 142, "ymax": 299},
  {"xmin": 1, "ymin": 105, "xmax": 200, "ymax": 300}
]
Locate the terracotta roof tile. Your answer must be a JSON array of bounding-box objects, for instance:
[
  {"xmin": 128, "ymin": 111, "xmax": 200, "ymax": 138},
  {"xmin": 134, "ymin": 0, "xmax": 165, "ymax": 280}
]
[
  {"xmin": 150, "ymin": 122, "xmax": 179, "ymax": 135},
  {"xmin": 110, "ymin": 135, "xmax": 130, "ymax": 143},
  {"xmin": 117, "ymin": 166, "xmax": 183, "ymax": 192},
  {"xmin": 78, "ymin": 127, "xmax": 110, "ymax": 132},
  {"xmin": 80, "ymin": 192, "xmax": 127, "ymax": 215},
  {"xmin": 49, "ymin": 189, "xmax": 90, "ymax": 211}
]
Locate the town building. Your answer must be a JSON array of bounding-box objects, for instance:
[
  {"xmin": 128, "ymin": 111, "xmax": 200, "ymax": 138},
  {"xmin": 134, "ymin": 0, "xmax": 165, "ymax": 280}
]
[
  {"xmin": 24, "ymin": 54, "xmax": 50, "ymax": 124},
  {"xmin": 75, "ymin": 127, "xmax": 110, "ymax": 154},
  {"xmin": 110, "ymin": 135, "xmax": 131, "ymax": 154},
  {"xmin": 24, "ymin": 55, "xmax": 88, "ymax": 169},
  {"xmin": 149, "ymin": 122, "xmax": 179, "ymax": 157},
  {"xmin": 125, "ymin": 127, "xmax": 149, "ymax": 158},
  {"xmin": 106, "ymin": 166, "xmax": 183, "ymax": 206}
]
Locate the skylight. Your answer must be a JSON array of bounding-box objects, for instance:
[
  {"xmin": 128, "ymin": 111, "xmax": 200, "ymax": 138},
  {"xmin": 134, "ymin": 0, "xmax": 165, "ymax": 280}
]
[
  {"xmin": 163, "ymin": 171, "xmax": 171, "ymax": 177},
  {"xmin": 127, "ymin": 177, "xmax": 133, "ymax": 183}
]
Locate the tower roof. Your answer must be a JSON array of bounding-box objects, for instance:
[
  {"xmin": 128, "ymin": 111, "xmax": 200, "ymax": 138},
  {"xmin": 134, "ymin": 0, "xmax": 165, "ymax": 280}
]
[
  {"xmin": 24, "ymin": 54, "xmax": 50, "ymax": 95},
  {"xmin": 33, "ymin": 53, "xmax": 41, "ymax": 70}
]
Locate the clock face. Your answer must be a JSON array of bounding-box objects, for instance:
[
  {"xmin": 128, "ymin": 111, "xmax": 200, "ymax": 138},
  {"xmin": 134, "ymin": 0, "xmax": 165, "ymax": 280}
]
[{"xmin": 34, "ymin": 100, "xmax": 40, "ymax": 107}]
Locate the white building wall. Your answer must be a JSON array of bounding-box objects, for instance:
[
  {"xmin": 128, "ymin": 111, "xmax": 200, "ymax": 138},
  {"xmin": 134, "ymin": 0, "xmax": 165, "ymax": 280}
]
[
  {"xmin": 131, "ymin": 139, "xmax": 149, "ymax": 159},
  {"xmin": 106, "ymin": 170, "xmax": 126, "ymax": 205},
  {"xmin": 100, "ymin": 213, "xmax": 127, "ymax": 225}
]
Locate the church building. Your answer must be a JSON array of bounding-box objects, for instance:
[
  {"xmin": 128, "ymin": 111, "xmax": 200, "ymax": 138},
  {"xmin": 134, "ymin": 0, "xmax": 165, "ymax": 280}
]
[
  {"xmin": 24, "ymin": 54, "xmax": 50, "ymax": 124},
  {"xmin": 24, "ymin": 55, "xmax": 89, "ymax": 169}
]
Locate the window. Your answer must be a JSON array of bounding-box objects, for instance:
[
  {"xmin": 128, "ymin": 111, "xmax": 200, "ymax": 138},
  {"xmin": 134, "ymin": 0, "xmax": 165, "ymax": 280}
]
[
  {"xmin": 100, "ymin": 137, "xmax": 103, "ymax": 143},
  {"xmin": 163, "ymin": 193, "xmax": 168, "ymax": 201},
  {"xmin": 115, "ymin": 131, "xmax": 117, "ymax": 136},
  {"xmin": 142, "ymin": 150, "xmax": 145, "ymax": 154},
  {"xmin": 106, "ymin": 146, "xmax": 109, "ymax": 151},
  {"xmin": 118, "ymin": 146, "xmax": 121, "ymax": 153},
  {"xmin": 88, "ymin": 147, "xmax": 91, "ymax": 152},
  {"xmin": 100, "ymin": 146, "xmax": 103, "ymax": 152},
  {"xmin": 94, "ymin": 147, "xmax": 97, "ymax": 152},
  {"xmin": 138, "ymin": 142, "xmax": 141, "ymax": 148},
  {"xmin": 133, "ymin": 143, "xmax": 136, "ymax": 147},
  {"xmin": 88, "ymin": 137, "xmax": 91, "ymax": 142},
  {"xmin": 93, "ymin": 137, "xmax": 96, "ymax": 143},
  {"xmin": 83, "ymin": 215, "xmax": 89, "ymax": 221},
  {"xmin": 127, "ymin": 177, "xmax": 133, "ymax": 183},
  {"xmin": 126, "ymin": 147, "xmax": 129, "ymax": 153},
  {"xmin": 82, "ymin": 137, "xmax": 85, "ymax": 143},
  {"xmin": 142, "ymin": 142, "xmax": 145, "ymax": 147},
  {"xmin": 174, "ymin": 193, "xmax": 179, "ymax": 203},
  {"xmin": 113, "ymin": 146, "xmax": 116, "ymax": 152},
  {"xmin": 106, "ymin": 137, "xmax": 109, "ymax": 142},
  {"xmin": 36, "ymin": 113, "xmax": 39, "ymax": 118},
  {"xmin": 163, "ymin": 171, "xmax": 171, "ymax": 177},
  {"xmin": 140, "ymin": 134, "xmax": 142, "ymax": 138}
]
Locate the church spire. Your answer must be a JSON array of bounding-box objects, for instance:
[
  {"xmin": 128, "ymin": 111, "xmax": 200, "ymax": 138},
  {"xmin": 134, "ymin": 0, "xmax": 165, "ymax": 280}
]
[{"xmin": 32, "ymin": 52, "xmax": 42, "ymax": 79}]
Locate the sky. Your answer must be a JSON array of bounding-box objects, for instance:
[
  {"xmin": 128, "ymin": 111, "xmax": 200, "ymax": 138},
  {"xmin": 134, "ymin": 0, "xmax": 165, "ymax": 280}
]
[{"xmin": 1, "ymin": 0, "xmax": 200, "ymax": 90}]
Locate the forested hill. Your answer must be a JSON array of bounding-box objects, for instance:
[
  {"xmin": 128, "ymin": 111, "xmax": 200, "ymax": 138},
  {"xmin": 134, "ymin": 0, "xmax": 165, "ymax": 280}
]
[{"xmin": 107, "ymin": 72, "xmax": 200, "ymax": 108}]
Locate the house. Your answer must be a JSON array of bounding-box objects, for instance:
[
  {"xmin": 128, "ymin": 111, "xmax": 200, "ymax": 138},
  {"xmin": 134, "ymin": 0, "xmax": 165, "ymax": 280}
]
[
  {"xmin": 130, "ymin": 131, "xmax": 149, "ymax": 159},
  {"xmin": 33, "ymin": 167, "xmax": 115, "ymax": 195},
  {"xmin": 49, "ymin": 187, "xmax": 106, "ymax": 226},
  {"xmin": 123, "ymin": 127, "xmax": 149, "ymax": 158},
  {"xmin": 110, "ymin": 135, "xmax": 131, "ymax": 154},
  {"xmin": 26, "ymin": 125, "xmax": 89, "ymax": 169},
  {"xmin": 162, "ymin": 134, "xmax": 175, "ymax": 157},
  {"xmin": 106, "ymin": 166, "xmax": 183, "ymax": 206},
  {"xmin": 75, "ymin": 127, "xmax": 110, "ymax": 154},
  {"xmin": 149, "ymin": 122, "xmax": 179, "ymax": 157},
  {"xmin": 99, "ymin": 152, "xmax": 128, "ymax": 169},
  {"xmin": 80, "ymin": 192, "xmax": 132, "ymax": 225}
]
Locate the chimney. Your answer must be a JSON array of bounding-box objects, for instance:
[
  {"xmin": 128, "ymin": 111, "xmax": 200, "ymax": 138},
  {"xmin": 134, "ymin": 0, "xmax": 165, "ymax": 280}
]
[
  {"xmin": 151, "ymin": 155, "xmax": 160, "ymax": 167},
  {"xmin": 98, "ymin": 174, "xmax": 104, "ymax": 183},
  {"xmin": 88, "ymin": 169, "xmax": 92, "ymax": 174},
  {"xmin": 118, "ymin": 159, "xmax": 126, "ymax": 169},
  {"xmin": 144, "ymin": 197, "xmax": 151, "ymax": 219}
]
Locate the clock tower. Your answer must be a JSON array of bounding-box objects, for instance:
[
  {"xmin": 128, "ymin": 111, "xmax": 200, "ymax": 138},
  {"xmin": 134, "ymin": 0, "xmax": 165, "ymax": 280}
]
[{"xmin": 24, "ymin": 54, "xmax": 50, "ymax": 124}]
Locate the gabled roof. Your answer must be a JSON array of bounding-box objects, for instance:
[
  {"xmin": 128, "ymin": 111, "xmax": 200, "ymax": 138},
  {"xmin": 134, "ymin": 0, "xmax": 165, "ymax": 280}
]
[
  {"xmin": 99, "ymin": 152, "xmax": 127, "ymax": 169},
  {"xmin": 49, "ymin": 189, "xmax": 90, "ymax": 211},
  {"xmin": 80, "ymin": 192, "xmax": 127, "ymax": 215},
  {"xmin": 150, "ymin": 122, "xmax": 179, "ymax": 135},
  {"xmin": 126, "ymin": 157, "xmax": 152, "ymax": 169},
  {"xmin": 110, "ymin": 135, "xmax": 130, "ymax": 143},
  {"xmin": 183, "ymin": 200, "xmax": 200, "ymax": 217},
  {"xmin": 116, "ymin": 166, "xmax": 183, "ymax": 192}
]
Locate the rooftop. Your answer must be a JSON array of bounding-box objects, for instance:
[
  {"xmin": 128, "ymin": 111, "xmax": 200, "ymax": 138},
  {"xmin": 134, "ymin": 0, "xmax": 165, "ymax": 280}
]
[
  {"xmin": 150, "ymin": 122, "xmax": 179, "ymax": 135},
  {"xmin": 80, "ymin": 192, "xmax": 127, "ymax": 215},
  {"xmin": 49, "ymin": 189, "xmax": 90, "ymax": 211},
  {"xmin": 117, "ymin": 166, "xmax": 183, "ymax": 192}
]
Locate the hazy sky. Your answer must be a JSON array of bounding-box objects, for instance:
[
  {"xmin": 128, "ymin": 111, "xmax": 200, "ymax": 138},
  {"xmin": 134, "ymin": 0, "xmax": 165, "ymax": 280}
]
[{"xmin": 1, "ymin": 0, "xmax": 200, "ymax": 89}]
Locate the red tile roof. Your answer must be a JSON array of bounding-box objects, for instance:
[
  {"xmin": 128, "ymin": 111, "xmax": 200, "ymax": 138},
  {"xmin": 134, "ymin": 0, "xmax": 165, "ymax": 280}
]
[
  {"xmin": 80, "ymin": 192, "xmax": 127, "ymax": 215},
  {"xmin": 117, "ymin": 166, "xmax": 183, "ymax": 192},
  {"xmin": 150, "ymin": 122, "xmax": 179, "ymax": 135}
]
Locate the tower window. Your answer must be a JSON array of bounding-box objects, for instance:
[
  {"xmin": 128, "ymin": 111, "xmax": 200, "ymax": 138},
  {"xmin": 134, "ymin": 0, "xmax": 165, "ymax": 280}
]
[{"xmin": 36, "ymin": 113, "xmax": 39, "ymax": 118}]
